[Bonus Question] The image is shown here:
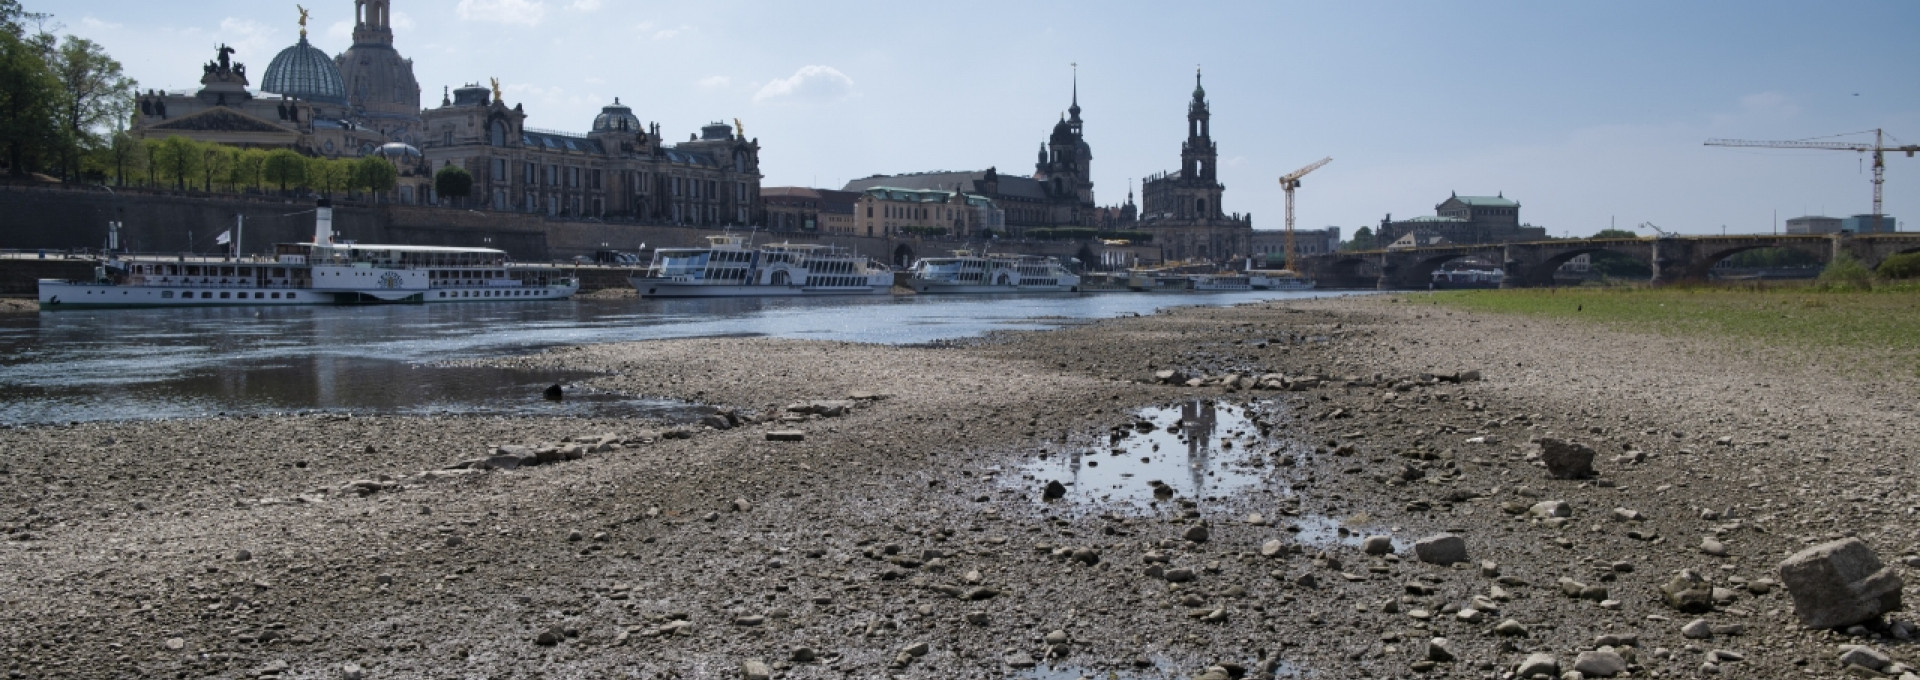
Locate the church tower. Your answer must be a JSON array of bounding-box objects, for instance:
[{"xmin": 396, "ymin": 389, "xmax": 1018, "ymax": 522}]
[
  {"xmin": 1179, "ymin": 68, "xmax": 1222, "ymax": 220},
  {"xmin": 336, "ymin": 0, "xmax": 422, "ymax": 145},
  {"xmin": 1035, "ymin": 66, "xmax": 1095, "ymax": 225}
]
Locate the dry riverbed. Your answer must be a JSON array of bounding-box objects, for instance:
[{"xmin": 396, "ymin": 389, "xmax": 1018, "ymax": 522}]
[{"xmin": 1, "ymin": 294, "xmax": 1915, "ymax": 679}]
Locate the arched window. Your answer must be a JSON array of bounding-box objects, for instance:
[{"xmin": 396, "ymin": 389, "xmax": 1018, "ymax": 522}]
[{"xmin": 490, "ymin": 121, "xmax": 507, "ymax": 147}]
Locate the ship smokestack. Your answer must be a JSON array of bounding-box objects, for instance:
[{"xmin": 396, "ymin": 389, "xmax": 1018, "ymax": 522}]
[{"xmin": 315, "ymin": 198, "xmax": 334, "ymax": 245}]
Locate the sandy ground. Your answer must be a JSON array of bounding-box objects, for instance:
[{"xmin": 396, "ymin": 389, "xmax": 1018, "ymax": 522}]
[{"xmin": 1, "ymin": 294, "xmax": 1915, "ymax": 679}]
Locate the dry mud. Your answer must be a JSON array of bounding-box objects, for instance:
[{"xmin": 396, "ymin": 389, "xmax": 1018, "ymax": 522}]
[{"xmin": 2, "ymin": 294, "xmax": 1916, "ymax": 679}]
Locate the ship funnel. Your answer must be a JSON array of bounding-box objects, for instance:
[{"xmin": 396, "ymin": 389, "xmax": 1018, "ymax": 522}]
[{"xmin": 314, "ymin": 198, "xmax": 334, "ymax": 246}]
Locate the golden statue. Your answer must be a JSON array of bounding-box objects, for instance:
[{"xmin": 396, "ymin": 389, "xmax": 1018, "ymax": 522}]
[
  {"xmin": 297, "ymin": 5, "xmax": 310, "ymax": 38},
  {"xmin": 733, "ymin": 117, "xmax": 744, "ymax": 138},
  {"xmin": 490, "ymin": 77, "xmax": 503, "ymax": 102}
]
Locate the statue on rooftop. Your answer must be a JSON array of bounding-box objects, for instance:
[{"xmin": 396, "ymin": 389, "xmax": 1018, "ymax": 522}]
[
  {"xmin": 298, "ymin": 5, "xmax": 311, "ymax": 38},
  {"xmin": 216, "ymin": 44, "xmax": 235, "ymax": 71}
]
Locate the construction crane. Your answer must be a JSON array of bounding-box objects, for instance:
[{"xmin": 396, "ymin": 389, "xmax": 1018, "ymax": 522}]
[
  {"xmin": 1277, "ymin": 156, "xmax": 1331, "ymax": 272},
  {"xmin": 1705, "ymin": 129, "xmax": 1919, "ymax": 233},
  {"xmin": 1636, "ymin": 221, "xmax": 1673, "ymax": 238}
]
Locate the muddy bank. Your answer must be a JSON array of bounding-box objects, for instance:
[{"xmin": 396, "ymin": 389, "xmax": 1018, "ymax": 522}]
[{"xmin": 1, "ymin": 295, "xmax": 1914, "ymax": 679}]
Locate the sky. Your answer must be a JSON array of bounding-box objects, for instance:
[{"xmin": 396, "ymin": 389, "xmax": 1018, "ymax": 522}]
[{"xmin": 43, "ymin": 0, "xmax": 1920, "ymax": 236}]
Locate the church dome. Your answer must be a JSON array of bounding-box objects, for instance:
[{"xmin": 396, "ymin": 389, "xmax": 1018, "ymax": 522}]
[
  {"xmin": 261, "ymin": 36, "xmax": 348, "ymax": 104},
  {"xmin": 373, "ymin": 142, "xmax": 421, "ymax": 161},
  {"xmin": 593, "ymin": 99, "xmax": 641, "ymax": 133}
]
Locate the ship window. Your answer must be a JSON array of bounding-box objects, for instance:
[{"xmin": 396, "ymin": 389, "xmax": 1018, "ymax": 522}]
[
  {"xmin": 220, "ymin": 292, "xmax": 231, "ymax": 299},
  {"xmin": 161, "ymin": 291, "xmax": 174, "ymax": 299},
  {"xmin": 201, "ymin": 292, "xmax": 213, "ymax": 299},
  {"xmin": 271, "ymin": 293, "xmax": 281, "ymax": 299},
  {"xmin": 287, "ymin": 293, "xmax": 296, "ymax": 299}
]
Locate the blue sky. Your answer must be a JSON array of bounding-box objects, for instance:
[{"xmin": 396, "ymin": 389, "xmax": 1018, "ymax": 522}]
[{"xmin": 48, "ymin": 0, "xmax": 1920, "ymax": 236}]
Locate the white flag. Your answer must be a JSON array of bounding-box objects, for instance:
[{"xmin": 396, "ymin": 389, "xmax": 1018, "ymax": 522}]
[{"xmin": 215, "ymin": 230, "xmax": 232, "ymax": 245}]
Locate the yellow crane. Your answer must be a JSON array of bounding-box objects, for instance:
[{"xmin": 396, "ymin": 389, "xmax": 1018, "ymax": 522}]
[
  {"xmin": 1277, "ymin": 157, "xmax": 1331, "ymax": 272},
  {"xmin": 1705, "ymin": 129, "xmax": 1918, "ymax": 232}
]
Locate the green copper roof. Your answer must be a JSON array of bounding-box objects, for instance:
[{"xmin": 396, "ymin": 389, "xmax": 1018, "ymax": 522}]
[{"xmin": 1453, "ymin": 195, "xmax": 1519, "ymax": 208}]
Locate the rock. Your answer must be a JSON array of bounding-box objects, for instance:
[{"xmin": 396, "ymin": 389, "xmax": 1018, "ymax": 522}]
[
  {"xmin": 903, "ymin": 641, "xmax": 930, "ymax": 657},
  {"xmin": 1165, "ymin": 568, "xmax": 1196, "ymax": 583},
  {"xmin": 1661, "ymin": 570, "xmax": 1716, "ymax": 613},
  {"xmin": 1071, "ymin": 548, "xmax": 1100, "ymax": 566},
  {"xmin": 1529, "ymin": 501, "xmax": 1572, "ymax": 518},
  {"xmin": 733, "ymin": 615, "xmax": 764, "ymax": 627},
  {"xmin": 1043, "ymin": 480, "xmax": 1067, "ymax": 500},
  {"xmin": 730, "ymin": 498, "xmax": 752, "ymax": 513},
  {"xmin": 1362, "ymin": 535, "xmax": 1393, "ymax": 555},
  {"xmin": 339, "ymin": 663, "xmax": 364, "ymax": 680},
  {"xmin": 535, "ymin": 629, "xmax": 561, "ymax": 646},
  {"xmin": 765, "ymin": 430, "xmax": 805, "ymax": 442},
  {"xmin": 1413, "ymin": 533, "xmax": 1468, "ymax": 566},
  {"xmin": 1778, "ymin": 538, "xmax": 1904, "ymax": 629},
  {"xmin": 1611, "ymin": 507, "xmax": 1643, "ymax": 521},
  {"xmin": 1425, "ymin": 637, "xmax": 1456, "ymax": 662},
  {"xmin": 740, "ymin": 659, "xmax": 771, "ymax": 680},
  {"xmin": 1261, "ymin": 539, "xmax": 1285, "ymax": 557},
  {"xmin": 1044, "ymin": 630, "xmax": 1068, "ymax": 644},
  {"xmin": 1572, "ymin": 650, "xmax": 1627, "ymax": 677},
  {"xmin": 1701, "ymin": 538, "xmax": 1729, "ymax": 557},
  {"xmin": 1494, "ymin": 619, "xmax": 1529, "ymax": 636},
  {"xmin": 1183, "ymin": 524, "xmax": 1211, "ymax": 543},
  {"xmin": 543, "ymin": 383, "xmax": 563, "ymax": 400},
  {"xmin": 1682, "ymin": 618, "xmax": 1713, "ymax": 639},
  {"xmin": 1516, "ymin": 652, "xmax": 1559, "ymax": 677},
  {"xmin": 700, "ymin": 414, "xmax": 733, "ymax": 430},
  {"xmin": 1839, "ymin": 646, "xmax": 1892, "ymax": 672},
  {"xmin": 963, "ymin": 610, "xmax": 989, "ymax": 625},
  {"xmin": 790, "ymin": 647, "xmax": 816, "ymax": 663},
  {"xmin": 1534, "ymin": 438, "xmax": 1596, "ymax": 479},
  {"xmin": 163, "ymin": 637, "xmax": 186, "ymax": 650}
]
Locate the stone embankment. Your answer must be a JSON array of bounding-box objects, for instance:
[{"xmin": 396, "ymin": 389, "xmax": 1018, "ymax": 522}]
[{"xmin": 1, "ymin": 295, "xmax": 1915, "ymax": 678}]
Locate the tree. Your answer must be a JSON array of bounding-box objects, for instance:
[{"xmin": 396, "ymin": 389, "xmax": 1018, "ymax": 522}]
[
  {"xmin": 101, "ymin": 130, "xmax": 143, "ymax": 187},
  {"xmin": 0, "ymin": 28, "xmax": 61, "ymax": 176},
  {"xmin": 434, "ymin": 164, "xmax": 473, "ymax": 206},
  {"xmin": 200, "ymin": 144, "xmax": 234, "ymax": 192},
  {"xmin": 262, "ymin": 149, "xmax": 305, "ymax": 193},
  {"xmin": 149, "ymin": 135, "xmax": 201, "ymax": 191},
  {"xmin": 231, "ymin": 148, "xmax": 267, "ymax": 192},
  {"xmin": 1591, "ymin": 228, "xmax": 1639, "ymax": 240},
  {"xmin": 305, "ymin": 156, "xmax": 349, "ymax": 196},
  {"xmin": 352, "ymin": 155, "xmax": 397, "ymax": 201},
  {"xmin": 1343, "ymin": 226, "xmax": 1377, "ymax": 251},
  {"xmin": 48, "ymin": 36, "xmax": 134, "ymax": 181}
]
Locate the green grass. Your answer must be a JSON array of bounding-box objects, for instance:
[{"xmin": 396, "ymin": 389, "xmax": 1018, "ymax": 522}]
[{"xmin": 1427, "ymin": 284, "xmax": 1920, "ymax": 356}]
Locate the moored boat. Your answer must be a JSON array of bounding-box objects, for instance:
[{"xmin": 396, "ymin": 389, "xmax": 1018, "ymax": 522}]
[
  {"xmin": 1247, "ymin": 269, "xmax": 1317, "ymax": 291},
  {"xmin": 36, "ymin": 200, "xmax": 579, "ymax": 309},
  {"xmin": 629, "ymin": 235, "xmax": 892, "ymax": 298},
  {"xmin": 906, "ymin": 252, "xmax": 1080, "ymax": 294}
]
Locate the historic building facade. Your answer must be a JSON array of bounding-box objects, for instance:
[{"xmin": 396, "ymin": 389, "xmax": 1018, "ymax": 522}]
[
  {"xmin": 335, "ymin": 0, "xmax": 423, "ymax": 144},
  {"xmin": 842, "ymin": 80, "xmax": 1095, "ymax": 233},
  {"xmin": 1121, "ymin": 72, "xmax": 1254, "ymax": 263},
  {"xmin": 761, "ymin": 187, "xmax": 863, "ymax": 233},
  {"xmin": 419, "ymin": 85, "xmax": 762, "ymax": 223},
  {"xmin": 852, "ymin": 187, "xmax": 1003, "ymax": 239},
  {"xmin": 1375, "ymin": 193, "xmax": 1547, "ymax": 247}
]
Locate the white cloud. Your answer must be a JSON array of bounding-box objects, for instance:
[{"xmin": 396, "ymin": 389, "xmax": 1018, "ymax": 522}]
[
  {"xmin": 79, "ymin": 16, "xmax": 123, "ymax": 31},
  {"xmin": 325, "ymin": 20, "xmax": 352, "ymax": 42},
  {"xmin": 697, "ymin": 75, "xmax": 731, "ymax": 90},
  {"xmin": 391, "ymin": 11, "xmax": 416, "ymax": 30},
  {"xmin": 753, "ymin": 65, "xmax": 854, "ymax": 105},
  {"xmin": 567, "ymin": 0, "xmax": 603, "ymax": 11},
  {"xmin": 215, "ymin": 18, "xmax": 276, "ymax": 62},
  {"xmin": 456, "ymin": 0, "xmax": 547, "ymax": 26},
  {"xmin": 652, "ymin": 25, "xmax": 692, "ymax": 40}
]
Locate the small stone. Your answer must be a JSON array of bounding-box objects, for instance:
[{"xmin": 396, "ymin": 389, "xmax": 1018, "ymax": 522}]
[
  {"xmin": 1494, "ymin": 619, "xmax": 1529, "ymax": 636},
  {"xmin": 339, "ymin": 663, "xmax": 364, "ymax": 680},
  {"xmin": 1043, "ymin": 480, "xmax": 1067, "ymax": 500},
  {"xmin": 234, "ymin": 549, "xmax": 253, "ymax": 562},
  {"xmin": 163, "ymin": 637, "xmax": 186, "ymax": 650},
  {"xmin": 1701, "ymin": 538, "xmax": 1729, "ymax": 557},
  {"xmin": 733, "ymin": 615, "xmax": 764, "ymax": 627},
  {"xmin": 1529, "ymin": 501, "xmax": 1572, "ymax": 518},
  {"xmin": 1362, "ymin": 535, "xmax": 1393, "ymax": 555},
  {"xmin": 730, "ymin": 498, "xmax": 752, "ymax": 512},
  {"xmin": 1572, "ymin": 650, "xmax": 1627, "ymax": 677},
  {"xmin": 1425, "ymin": 637, "xmax": 1456, "ymax": 662},
  {"xmin": 790, "ymin": 647, "xmax": 816, "ymax": 663},
  {"xmin": 1534, "ymin": 438, "xmax": 1596, "ymax": 479},
  {"xmin": 903, "ymin": 642, "xmax": 929, "ymax": 657},
  {"xmin": 765, "ymin": 430, "xmax": 805, "ymax": 442},
  {"xmin": 1611, "ymin": 507, "xmax": 1642, "ymax": 521},
  {"xmin": 1682, "ymin": 618, "xmax": 1713, "ymax": 639},
  {"xmin": 1516, "ymin": 652, "xmax": 1558, "ymax": 677},
  {"xmin": 1184, "ymin": 524, "xmax": 1210, "ymax": 543},
  {"xmin": 1413, "ymin": 533, "xmax": 1468, "ymax": 566},
  {"xmin": 1165, "ymin": 568, "xmax": 1196, "ymax": 583},
  {"xmin": 1044, "ymin": 630, "xmax": 1069, "ymax": 644},
  {"xmin": 1261, "ymin": 539, "xmax": 1285, "ymax": 557},
  {"xmin": 963, "ymin": 610, "xmax": 989, "ymax": 625},
  {"xmin": 1661, "ymin": 569, "xmax": 1715, "ymax": 613},
  {"xmin": 740, "ymin": 659, "xmax": 771, "ymax": 680},
  {"xmin": 1839, "ymin": 646, "xmax": 1892, "ymax": 672}
]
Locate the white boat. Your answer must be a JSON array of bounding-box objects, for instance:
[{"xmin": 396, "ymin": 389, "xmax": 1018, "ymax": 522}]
[
  {"xmin": 1191, "ymin": 274, "xmax": 1254, "ymax": 291},
  {"xmin": 36, "ymin": 200, "xmax": 580, "ymax": 309},
  {"xmin": 906, "ymin": 252, "xmax": 1080, "ymax": 294},
  {"xmin": 1247, "ymin": 270, "xmax": 1317, "ymax": 291},
  {"xmin": 629, "ymin": 235, "xmax": 892, "ymax": 298}
]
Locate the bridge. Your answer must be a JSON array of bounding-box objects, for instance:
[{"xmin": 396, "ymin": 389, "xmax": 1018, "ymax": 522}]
[{"xmin": 1296, "ymin": 233, "xmax": 1920, "ymax": 289}]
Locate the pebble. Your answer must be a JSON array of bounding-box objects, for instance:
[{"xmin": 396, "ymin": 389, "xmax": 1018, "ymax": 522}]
[
  {"xmin": 789, "ymin": 647, "xmax": 816, "ymax": 663},
  {"xmin": 1572, "ymin": 650, "xmax": 1627, "ymax": 677},
  {"xmin": 1260, "ymin": 539, "xmax": 1285, "ymax": 557},
  {"xmin": 1682, "ymin": 618, "xmax": 1713, "ymax": 639},
  {"xmin": 1516, "ymin": 652, "xmax": 1558, "ymax": 677},
  {"xmin": 1361, "ymin": 535, "xmax": 1393, "ymax": 555},
  {"xmin": 1412, "ymin": 533, "xmax": 1468, "ymax": 566},
  {"xmin": 1493, "ymin": 619, "xmax": 1529, "ymax": 637},
  {"xmin": 1183, "ymin": 524, "xmax": 1210, "ymax": 543},
  {"xmin": 339, "ymin": 663, "xmax": 364, "ymax": 680},
  {"xmin": 1701, "ymin": 538, "xmax": 1728, "ymax": 557},
  {"xmin": 163, "ymin": 637, "xmax": 186, "ymax": 650},
  {"xmin": 740, "ymin": 659, "xmax": 771, "ymax": 680}
]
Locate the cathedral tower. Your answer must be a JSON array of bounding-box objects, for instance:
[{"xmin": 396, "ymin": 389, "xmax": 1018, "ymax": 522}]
[
  {"xmin": 1179, "ymin": 69, "xmax": 1222, "ymax": 219},
  {"xmin": 336, "ymin": 0, "xmax": 422, "ymax": 144}
]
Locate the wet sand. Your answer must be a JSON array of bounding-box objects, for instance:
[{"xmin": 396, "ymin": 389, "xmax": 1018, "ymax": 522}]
[{"xmin": 2, "ymin": 294, "xmax": 1915, "ymax": 678}]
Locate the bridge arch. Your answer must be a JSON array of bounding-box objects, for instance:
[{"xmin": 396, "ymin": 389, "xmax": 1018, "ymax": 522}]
[
  {"xmin": 1506, "ymin": 241, "xmax": 1654, "ymax": 288},
  {"xmin": 892, "ymin": 244, "xmax": 917, "ymax": 268},
  {"xmin": 1675, "ymin": 241, "xmax": 1831, "ymax": 283},
  {"xmin": 1406, "ymin": 251, "xmax": 1505, "ymax": 289}
]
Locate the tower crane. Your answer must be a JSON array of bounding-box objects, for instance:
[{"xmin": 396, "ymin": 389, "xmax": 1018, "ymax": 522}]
[
  {"xmin": 1278, "ymin": 156, "xmax": 1331, "ymax": 272},
  {"xmin": 1705, "ymin": 129, "xmax": 1918, "ymax": 233}
]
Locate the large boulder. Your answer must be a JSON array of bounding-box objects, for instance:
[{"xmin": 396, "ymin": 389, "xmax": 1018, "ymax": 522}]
[
  {"xmin": 1534, "ymin": 438, "xmax": 1596, "ymax": 479},
  {"xmin": 1778, "ymin": 538, "xmax": 1904, "ymax": 629},
  {"xmin": 1414, "ymin": 533, "xmax": 1469, "ymax": 566}
]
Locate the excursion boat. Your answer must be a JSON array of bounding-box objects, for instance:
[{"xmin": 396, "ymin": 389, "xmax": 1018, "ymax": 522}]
[
  {"xmin": 1248, "ymin": 270, "xmax": 1317, "ymax": 291},
  {"xmin": 1190, "ymin": 274, "xmax": 1254, "ymax": 291},
  {"xmin": 36, "ymin": 200, "xmax": 579, "ymax": 309},
  {"xmin": 905, "ymin": 252, "xmax": 1080, "ymax": 294},
  {"xmin": 629, "ymin": 235, "xmax": 893, "ymax": 298}
]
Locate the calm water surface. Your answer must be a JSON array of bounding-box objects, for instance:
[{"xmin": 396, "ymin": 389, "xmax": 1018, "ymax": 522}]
[{"xmin": 0, "ymin": 290, "xmax": 1350, "ymax": 424}]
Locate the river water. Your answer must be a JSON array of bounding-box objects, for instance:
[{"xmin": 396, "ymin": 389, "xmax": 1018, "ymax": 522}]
[{"xmin": 0, "ymin": 290, "xmax": 1348, "ymax": 425}]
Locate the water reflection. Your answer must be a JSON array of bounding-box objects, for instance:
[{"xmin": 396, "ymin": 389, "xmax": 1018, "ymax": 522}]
[{"xmin": 1023, "ymin": 399, "xmax": 1280, "ymax": 510}]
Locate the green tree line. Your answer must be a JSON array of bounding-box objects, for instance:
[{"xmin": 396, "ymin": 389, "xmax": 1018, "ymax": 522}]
[{"xmin": 99, "ymin": 135, "xmax": 399, "ymax": 199}]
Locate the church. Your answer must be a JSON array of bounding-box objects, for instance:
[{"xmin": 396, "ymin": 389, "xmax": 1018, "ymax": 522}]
[{"xmin": 1105, "ymin": 71, "xmax": 1255, "ymax": 264}]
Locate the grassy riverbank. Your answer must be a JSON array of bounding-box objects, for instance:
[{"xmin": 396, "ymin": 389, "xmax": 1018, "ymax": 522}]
[{"xmin": 1428, "ymin": 286, "xmax": 1920, "ymax": 358}]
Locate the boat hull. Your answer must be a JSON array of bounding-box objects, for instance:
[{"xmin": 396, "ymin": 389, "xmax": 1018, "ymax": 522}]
[
  {"xmin": 907, "ymin": 281, "xmax": 1080, "ymax": 294},
  {"xmin": 38, "ymin": 279, "xmax": 579, "ymax": 309},
  {"xmin": 631, "ymin": 277, "xmax": 889, "ymax": 298}
]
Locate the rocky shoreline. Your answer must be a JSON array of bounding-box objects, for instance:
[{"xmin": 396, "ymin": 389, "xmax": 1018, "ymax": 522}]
[{"xmin": 2, "ymin": 294, "xmax": 1914, "ymax": 679}]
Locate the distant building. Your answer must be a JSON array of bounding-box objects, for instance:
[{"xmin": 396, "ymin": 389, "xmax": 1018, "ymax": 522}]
[
  {"xmin": 761, "ymin": 187, "xmax": 862, "ymax": 233},
  {"xmin": 1386, "ymin": 231, "xmax": 1452, "ymax": 250},
  {"xmin": 1841, "ymin": 214, "xmax": 1899, "ymax": 233},
  {"xmin": 853, "ymin": 187, "xmax": 1002, "ymax": 239},
  {"xmin": 1375, "ymin": 193, "xmax": 1547, "ymax": 246},
  {"xmin": 1785, "ymin": 215, "xmax": 1844, "ymax": 234},
  {"xmin": 1127, "ymin": 71, "xmax": 1255, "ymax": 263},
  {"xmin": 1250, "ymin": 227, "xmax": 1340, "ymax": 263}
]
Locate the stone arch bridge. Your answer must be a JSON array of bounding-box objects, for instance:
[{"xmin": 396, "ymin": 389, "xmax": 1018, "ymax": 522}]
[{"xmin": 1296, "ymin": 233, "xmax": 1920, "ymax": 289}]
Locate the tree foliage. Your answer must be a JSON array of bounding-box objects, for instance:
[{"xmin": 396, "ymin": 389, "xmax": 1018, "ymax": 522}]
[
  {"xmin": 48, "ymin": 35, "xmax": 134, "ymax": 179},
  {"xmin": 1590, "ymin": 228, "xmax": 1639, "ymax": 240},
  {"xmin": 352, "ymin": 155, "xmax": 397, "ymax": 199},
  {"xmin": 149, "ymin": 136, "xmax": 200, "ymax": 191},
  {"xmin": 1342, "ymin": 226, "xmax": 1377, "ymax": 251},
  {"xmin": 434, "ymin": 164, "xmax": 473, "ymax": 204},
  {"xmin": 263, "ymin": 149, "xmax": 305, "ymax": 192},
  {"xmin": 1874, "ymin": 252, "xmax": 1920, "ymax": 280},
  {"xmin": 0, "ymin": 27, "xmax": 62, "ymax": 176}
]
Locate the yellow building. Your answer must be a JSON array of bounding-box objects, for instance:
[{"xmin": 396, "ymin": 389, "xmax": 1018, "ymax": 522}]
[{"xmin": 853, "ymin": 187, "xmax": 1003, "ymax": 239}]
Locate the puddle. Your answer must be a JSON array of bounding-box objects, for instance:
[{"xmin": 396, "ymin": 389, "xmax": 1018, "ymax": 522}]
[
  {"xmin": 1016, "ymin": 658, "xmax": 1301, "ymax": 679},
  {"xmin": 1015, "ymin": 399, "xmax": 1293, "ymax": 510}
]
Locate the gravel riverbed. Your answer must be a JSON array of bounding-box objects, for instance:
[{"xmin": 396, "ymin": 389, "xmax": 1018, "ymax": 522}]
[{"xmin": 2, "ymin": 294, "xmax": 1915, "ymax": 679}]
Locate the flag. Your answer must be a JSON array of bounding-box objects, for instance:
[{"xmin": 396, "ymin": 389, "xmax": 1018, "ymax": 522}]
[{"xmin": 215, "ymin": 230, "xmax": 232, "ymax": 245}]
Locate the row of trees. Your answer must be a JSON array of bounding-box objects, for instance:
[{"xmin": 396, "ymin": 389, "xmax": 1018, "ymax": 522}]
[
  {"xmin": 0, "ymin": 1, "xmax": 136, "ymax": 180},
  {"xmin": 101, "ymin": 135, "xmax": 402, "ymax": 199}
]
